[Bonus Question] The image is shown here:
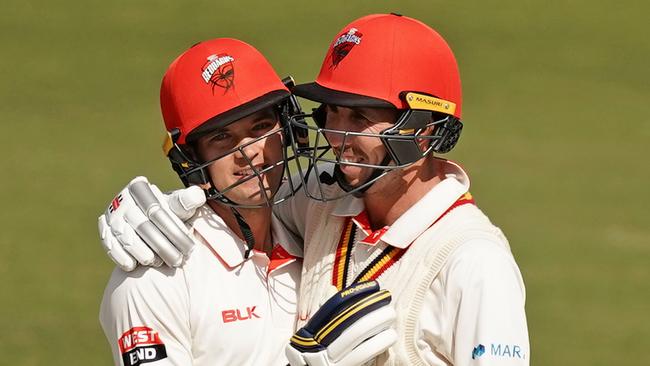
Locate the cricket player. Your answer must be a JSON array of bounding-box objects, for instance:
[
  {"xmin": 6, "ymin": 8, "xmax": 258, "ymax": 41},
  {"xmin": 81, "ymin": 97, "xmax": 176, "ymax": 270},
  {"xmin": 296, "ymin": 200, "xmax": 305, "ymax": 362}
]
[
  {"xmin": 99, "ymin": 14, "xmax": 529, "ymax": 366},
  {"xmin": 279, "ymin": 14, "xmax": 530, "ymax": 365},
  {"xmin": 99, "ymin": 38, "xmax": 396, "ymax": 366}
]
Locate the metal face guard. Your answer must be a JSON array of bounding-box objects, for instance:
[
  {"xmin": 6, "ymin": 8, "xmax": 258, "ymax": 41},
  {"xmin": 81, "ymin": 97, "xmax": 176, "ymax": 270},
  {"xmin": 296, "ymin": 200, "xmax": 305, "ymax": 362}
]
[
  {"xmin": 172, "ymin": 126, "xmax": 302, "ymax": 208},
  {"xmin": 287, "ymin": 105, "xmax": 462, "ymax": 202}
]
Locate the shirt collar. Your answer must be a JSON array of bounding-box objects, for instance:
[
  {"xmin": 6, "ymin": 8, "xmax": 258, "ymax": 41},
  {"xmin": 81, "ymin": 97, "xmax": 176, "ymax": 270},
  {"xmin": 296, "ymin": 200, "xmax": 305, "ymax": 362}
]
[
  {"xmin": 383, "ymin": 160, "xmax": 470, "ymax": 248},
  {"xmin": 188, "ymin": 205, "xmax": 303, "ymax": 269},
  {"xmin": 329, "ymin": 159, "xmax": 471, "ymax": 249}
]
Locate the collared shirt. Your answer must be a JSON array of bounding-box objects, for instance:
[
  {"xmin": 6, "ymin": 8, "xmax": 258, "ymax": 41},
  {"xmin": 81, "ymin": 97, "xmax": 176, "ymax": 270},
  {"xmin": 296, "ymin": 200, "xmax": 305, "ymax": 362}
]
[
  {"xmin": 100, "ymin": 205, "xmax": 302, "ymax": 366},
  {"xmin": 275, "ymin": 160, "xmax": 529, "ymax": 365},
  {"xmin": 329, "ymin": 160, "xmax": 471, "ymax": 249}
]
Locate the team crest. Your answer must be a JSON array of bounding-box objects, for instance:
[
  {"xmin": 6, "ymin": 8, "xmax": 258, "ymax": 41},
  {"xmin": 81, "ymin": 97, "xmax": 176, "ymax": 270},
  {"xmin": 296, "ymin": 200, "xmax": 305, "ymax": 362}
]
[
  {"xmin": 201, "ymin": 54, "xmax": 235, "ymax": 94},
  {"xmin": 330, "ymin": 28, "xmax": 363, "ymax": 68}
]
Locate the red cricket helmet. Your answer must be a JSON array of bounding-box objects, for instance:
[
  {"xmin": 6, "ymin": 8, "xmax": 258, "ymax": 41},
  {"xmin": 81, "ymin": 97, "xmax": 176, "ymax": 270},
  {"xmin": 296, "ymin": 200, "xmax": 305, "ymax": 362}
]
[
  {"xmin": 288, "ymin": 14, "xmax": 464, "ymax": 201},
  {"xmin": 159, "ymin": 38, "xmax": 304, "ymax": 209},
  {"xmin": 160, "ymin": 38, "xmax": 290, "ymax": 145},
  {"xmin": 294, "ymin": 13, "xmax": 462, "ymax": 118}
]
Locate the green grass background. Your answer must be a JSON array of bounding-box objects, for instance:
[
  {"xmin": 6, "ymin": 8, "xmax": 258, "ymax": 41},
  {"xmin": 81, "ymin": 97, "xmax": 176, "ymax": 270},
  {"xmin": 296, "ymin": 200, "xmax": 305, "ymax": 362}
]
[{"xmin": 1, "ymin": 0, "xmax": 648, "ymax": 364}]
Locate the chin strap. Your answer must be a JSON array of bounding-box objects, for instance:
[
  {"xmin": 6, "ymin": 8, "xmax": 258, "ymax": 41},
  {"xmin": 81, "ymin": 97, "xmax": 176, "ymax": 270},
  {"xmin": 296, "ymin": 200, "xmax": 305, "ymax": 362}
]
[{"xmin": 230, "ymin": 206, "xmax": 255, "ymax": 259}]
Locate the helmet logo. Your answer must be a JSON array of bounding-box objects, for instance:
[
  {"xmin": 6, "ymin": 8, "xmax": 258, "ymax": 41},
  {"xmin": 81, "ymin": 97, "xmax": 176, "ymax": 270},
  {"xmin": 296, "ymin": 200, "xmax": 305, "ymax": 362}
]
[
  {"xmin": 330, "ymin": 28, "xmax": 363, "ymax": 68},
  {"xmin": 201, "ymin": 54, "xmax": 235, "ymax": 94},
  {"xmin": 404, "ymin": 92, "xmax": 456, "ymax": 115}
]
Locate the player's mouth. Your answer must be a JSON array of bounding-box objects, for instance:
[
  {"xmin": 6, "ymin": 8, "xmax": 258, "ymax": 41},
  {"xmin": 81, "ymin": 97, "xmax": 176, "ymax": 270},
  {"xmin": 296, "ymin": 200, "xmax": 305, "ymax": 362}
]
[
  {"xmin": 234, "ymin": 164, "xmax": 269, "ymax": 181},
  {"xmin": 340, "ymin": 156, "xmax": 362, "ymax": 164},
  {"xmin": 338, "ymin": 155, "xmax": 369, "ymax": 176}
]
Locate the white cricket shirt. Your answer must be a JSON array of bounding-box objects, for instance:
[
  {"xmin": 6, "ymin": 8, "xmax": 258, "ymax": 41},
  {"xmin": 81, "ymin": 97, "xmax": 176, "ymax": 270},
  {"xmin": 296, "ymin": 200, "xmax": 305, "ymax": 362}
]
[
  {"xmin": 275, "ymin": 160, "xmax": 529, "ymax": 365},
  {"xmin": 100, "ymin": 205, "xmax": 303, "ymax": 366}
]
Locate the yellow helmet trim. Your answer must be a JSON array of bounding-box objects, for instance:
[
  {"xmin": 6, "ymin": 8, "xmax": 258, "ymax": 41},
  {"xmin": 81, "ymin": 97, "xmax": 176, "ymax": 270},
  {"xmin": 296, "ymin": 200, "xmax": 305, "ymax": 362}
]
[
  {"xmin": 404, "ymin": 92, "xmax": 456, "ymax": 115},
  {"xmin": 162, "ymin": 131, "xmax": 174, "ymax": 156}
]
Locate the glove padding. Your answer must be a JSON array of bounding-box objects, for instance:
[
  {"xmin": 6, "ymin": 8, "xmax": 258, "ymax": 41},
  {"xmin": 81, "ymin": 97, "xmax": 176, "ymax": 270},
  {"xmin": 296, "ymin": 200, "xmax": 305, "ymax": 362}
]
[
  {"xmin": 286, "ymin": 281, "xmax": 397, "ymax": 366},
  {"xmin": 98, "ymin": 176, "xmax": 205, "ymax": 271}
]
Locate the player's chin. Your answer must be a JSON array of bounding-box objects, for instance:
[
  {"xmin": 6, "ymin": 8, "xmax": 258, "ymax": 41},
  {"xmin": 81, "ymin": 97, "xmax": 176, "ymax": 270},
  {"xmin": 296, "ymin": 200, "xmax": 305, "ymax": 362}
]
[
  {"xmin": 340, "ymin": 166, "xmax": 374, "ymax": 187},
  {"xmin": 225, "ymin": 173, "xmax": 281, "ymax": 204},
  {"xmin": 242, "ymin": 189, "xmax": 277, "ymax": 206},
  {"xmin": 230, "ymin": 183, "xmax": 278, "ymax": 206}
]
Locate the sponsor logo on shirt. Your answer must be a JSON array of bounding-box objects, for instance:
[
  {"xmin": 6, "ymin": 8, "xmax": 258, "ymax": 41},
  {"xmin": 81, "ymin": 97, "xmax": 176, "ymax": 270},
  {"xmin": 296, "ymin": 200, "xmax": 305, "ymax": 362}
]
[
  {"xmin": 472, "ymin": 344, "xmax": 485, "ymax": 359},
  {"xmin": 118, "ymin": 326, "xmax": 167, "ymax": 366},
  {"xmin": 221, "ymin": 306, "xmax": 261, "ymax": 323},
  {"xmin": 490, "ymin": 343, "xmax": 526, "ymax": 359},
  {"xmin": 473, "ymin": 343, "xmax": 526, "ymax": 360}
]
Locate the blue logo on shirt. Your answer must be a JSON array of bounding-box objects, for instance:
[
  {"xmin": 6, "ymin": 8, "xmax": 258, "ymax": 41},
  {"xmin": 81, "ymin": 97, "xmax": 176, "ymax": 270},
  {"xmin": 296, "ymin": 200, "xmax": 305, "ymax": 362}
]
[
  {"xmin": 472, "ymin": 344, "xmax": 485, "ymax": 359},
  {"xmin": 491, "ymin": 343, "xmax": 525, "ymax": 359}
]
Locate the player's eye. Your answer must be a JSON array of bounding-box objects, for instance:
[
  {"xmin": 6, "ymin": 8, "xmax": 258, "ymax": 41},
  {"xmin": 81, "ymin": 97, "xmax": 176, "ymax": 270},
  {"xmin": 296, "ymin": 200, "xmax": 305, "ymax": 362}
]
[
  {"xmin": 253, "ymin": 121, "xmax": 274, "ymax": 131},
  {"xmin": 251, "ymin": 120, "xmax": 279, "ymax": 137},
  {"xmin": 350, "ymin": 110, "xmax": 371, "ymax": 125},
  {"xmin": 208, "ymin": 131, "xmax": 230, "ymax": 143}
]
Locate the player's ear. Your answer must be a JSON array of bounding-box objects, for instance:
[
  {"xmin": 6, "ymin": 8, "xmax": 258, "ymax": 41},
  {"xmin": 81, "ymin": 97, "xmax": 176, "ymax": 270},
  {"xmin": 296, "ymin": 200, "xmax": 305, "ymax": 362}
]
[
  {"xmin": 415, "ymin": 120, "xmax": 436, "ymax": 151},
  {"xmin": 416, "ymin": 112, "xmax": 446, "ymax": 150},
  {"xmin": 183, "ymin": 142, "xmax": 203, "ymax": 163}
]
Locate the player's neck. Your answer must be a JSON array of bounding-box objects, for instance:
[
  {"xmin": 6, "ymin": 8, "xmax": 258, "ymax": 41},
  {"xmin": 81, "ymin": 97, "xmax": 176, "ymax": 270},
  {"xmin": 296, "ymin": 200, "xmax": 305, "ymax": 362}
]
[
  {"xmin": 362, "ymin": 156, "xmax": 443, "ymax": 230},
  {"xmin": 207, "ymin": 201, "xmax": 274, "ymax": 256}
]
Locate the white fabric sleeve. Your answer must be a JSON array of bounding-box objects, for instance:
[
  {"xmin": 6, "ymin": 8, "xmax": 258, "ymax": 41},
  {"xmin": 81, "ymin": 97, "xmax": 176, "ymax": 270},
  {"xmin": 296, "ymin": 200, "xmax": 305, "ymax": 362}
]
[
  {"xmin": 99, "ymin": 266, "xmax": 192, "ymax": 366},
  {"xmin": 445, "ymin": 240, "xmax": 530, "ymax": 366}
]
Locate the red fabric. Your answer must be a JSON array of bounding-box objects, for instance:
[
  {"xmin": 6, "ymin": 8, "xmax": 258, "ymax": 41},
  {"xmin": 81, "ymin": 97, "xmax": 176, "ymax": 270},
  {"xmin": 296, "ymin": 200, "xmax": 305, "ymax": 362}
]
[
  {"xmin": 358, "ymin": 225, "xmax": 389, "ymax": 246},
  {"xmin": 267, "ymin": 245, "xmax": 297, "ymax": 274},
  {"xmin": 434, "ymin": 193, "xmax": 475, "ymax": 226}
]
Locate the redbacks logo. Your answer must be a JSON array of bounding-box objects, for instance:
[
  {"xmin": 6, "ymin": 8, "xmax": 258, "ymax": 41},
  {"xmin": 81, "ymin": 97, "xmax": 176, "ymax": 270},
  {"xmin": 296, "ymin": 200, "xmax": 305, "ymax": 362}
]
[
  {"xmin": 108, "ymin": 194, "xmax": 123, "ymax": 214},
  {"xmin": 201, "ymin": 54, "xmax": 235, "ymax": 94},
  {"xmin": 330, "ymin": 28, "xmax": 363, "ymax": 68},
  {"xmin": 118, "ymin": 327, "xmax": 167, "ymax": 366}
]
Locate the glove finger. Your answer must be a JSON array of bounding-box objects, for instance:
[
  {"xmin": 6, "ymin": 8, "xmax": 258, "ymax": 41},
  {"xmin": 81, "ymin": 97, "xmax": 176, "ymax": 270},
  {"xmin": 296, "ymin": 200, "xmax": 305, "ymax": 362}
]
[
  {"xmin": 124, "ymin": 207, "xmax": 183, "ymax": 267},
  {"xmin": 131, "ymin": 181, "xmax": 197, "ymax": 255},
  {"xmin": 150, "ymin": 184, "xmax": 196, "ymax": 255},
  {"xmin": 111, "ymin": 213, "xmax": 158, "ymax": 266},
  {"xmin": 106, "ymin": 234, "xmax": 138, "ymax": 272},
  {"xmin": 327, "ymin": 305, "xmax": 396, "ymax": 362},
  {"xmin": 99, "ymin": 215, "xmax": 137, "ymax": 271},
  {"xmin": 151, "ymin": 254, "xmax": 164, "ymax": 267},
  {"xmin": 335, "ymin": 328, "xmax": 397, "ymax": 366},
  {"xmin": 167, "ymin": 185, "xmax": 205, "ymax": 220}
]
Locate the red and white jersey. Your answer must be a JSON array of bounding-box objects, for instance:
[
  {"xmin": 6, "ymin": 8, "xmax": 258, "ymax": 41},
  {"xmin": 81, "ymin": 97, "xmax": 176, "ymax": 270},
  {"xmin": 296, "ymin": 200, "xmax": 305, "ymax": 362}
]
[
  {"xmin": 275, "ymin": 160, "xmax": 529, "ymax": 365},
  {"xmin": 100, "ymin": 205, "xmax": 302, "ymax": 366}
]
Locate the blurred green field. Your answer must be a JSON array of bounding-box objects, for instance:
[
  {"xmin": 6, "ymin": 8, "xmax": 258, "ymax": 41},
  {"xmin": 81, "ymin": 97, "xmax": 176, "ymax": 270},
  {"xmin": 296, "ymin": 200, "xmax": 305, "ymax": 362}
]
[{"xmin": 1, "ymin": 0, "xmax": 648, "ymax": 364}]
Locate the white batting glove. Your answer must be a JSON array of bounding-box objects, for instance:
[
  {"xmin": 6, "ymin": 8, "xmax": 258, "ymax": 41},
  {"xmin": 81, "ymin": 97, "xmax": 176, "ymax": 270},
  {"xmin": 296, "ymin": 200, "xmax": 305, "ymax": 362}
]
[
  {"xmin": 286, "ymin": 281, "xmax": 397, "ymax": 366},
  {"xmin": 98, "ymin": 176, "xmax": 206, "ymax": 271}
]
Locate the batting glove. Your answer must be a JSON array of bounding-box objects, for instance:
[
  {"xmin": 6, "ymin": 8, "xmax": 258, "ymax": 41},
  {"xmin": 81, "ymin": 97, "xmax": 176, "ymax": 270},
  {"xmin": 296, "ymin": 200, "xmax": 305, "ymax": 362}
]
[
  {"xmin": 286, "ymin": 281, "xmax": 397, "ymax": 366},
  {"xmin": 98, "ymin": 176, "xmax": 205, "ymax": 271}
]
